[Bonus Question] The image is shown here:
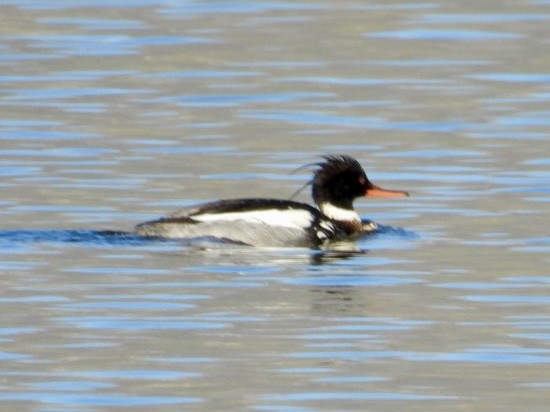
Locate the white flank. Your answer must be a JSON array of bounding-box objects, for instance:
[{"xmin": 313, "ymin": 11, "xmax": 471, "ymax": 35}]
[
  {"xmin": 193, "ymin": 209, "xmax": 313, "ymax": 230},
  {"xmin": 319, "ymin": 202, "xmax": 360, "ymax": 222}
]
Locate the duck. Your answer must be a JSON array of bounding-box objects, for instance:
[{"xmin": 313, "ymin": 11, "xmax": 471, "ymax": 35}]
[{"xmin": 135, "ymin": 155, "xmax": 408, "ymax": 247}]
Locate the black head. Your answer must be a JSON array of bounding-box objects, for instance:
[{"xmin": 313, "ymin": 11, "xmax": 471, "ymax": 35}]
[
  {"xmin": 311, "ymin": 155, "xmax": 409, "ymax": 209},
  {"xmin": 312, "ymin": 155, "xmax": 369, "ymax": 209}
]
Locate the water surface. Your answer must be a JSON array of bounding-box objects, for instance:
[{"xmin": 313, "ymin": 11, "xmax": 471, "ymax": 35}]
[{"xmin": 0, "ymin": 0, "xmax": 549, "ymax": 410}]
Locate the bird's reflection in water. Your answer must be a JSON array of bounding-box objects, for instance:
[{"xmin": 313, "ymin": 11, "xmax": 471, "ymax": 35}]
[
  {"xmin": 310, "ymin": 242, "xmax": 368, "ymax": 265},
  {"xmin": 309, "ymin": 285, "xmax": 367, "ymax": 316}
]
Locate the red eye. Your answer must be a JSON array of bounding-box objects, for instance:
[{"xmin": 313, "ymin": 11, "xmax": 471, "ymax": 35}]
[{"xmin": 358, "ymin": 176, "xmax": 366, "ymax": 185}]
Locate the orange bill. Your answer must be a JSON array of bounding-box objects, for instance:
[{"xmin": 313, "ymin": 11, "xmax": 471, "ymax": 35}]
[{"xmin": 365, "ymin": 185, "xmax": 409, "ymax": 198}]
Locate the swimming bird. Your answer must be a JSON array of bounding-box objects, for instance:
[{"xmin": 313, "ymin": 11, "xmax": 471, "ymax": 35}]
[{"xmin": 135, "ymin": 155, "xmax": 408, "ymax": 247}]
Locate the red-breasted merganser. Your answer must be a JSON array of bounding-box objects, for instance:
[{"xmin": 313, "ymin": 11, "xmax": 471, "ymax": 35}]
[{"xmin": 135, "ymin": 155, "xmax": 409, "ymax": 247}]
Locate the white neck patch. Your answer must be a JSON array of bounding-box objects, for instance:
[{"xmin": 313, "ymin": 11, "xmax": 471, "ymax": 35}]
[{"xmin": 320, "ymin": 202, "xmax": 360, "ymax": 222}]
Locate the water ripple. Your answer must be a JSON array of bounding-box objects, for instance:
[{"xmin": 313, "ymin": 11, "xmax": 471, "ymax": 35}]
[{"xmin": 368, "ymin": 29, "xmax": 523, "ymax": 40}]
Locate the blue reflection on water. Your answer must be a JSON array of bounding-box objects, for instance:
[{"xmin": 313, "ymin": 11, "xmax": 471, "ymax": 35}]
[
  {"xmin": 368, "ymin": 29, "xmax": 523, "ymax": 40},
  {"xmin": 0, "ymin": 0, "xmax": 161, "ymax": 10},
  {"xmin": 263, "ymin": 391, "xmax": 456, "ymax": 401},
  {"xmin": 0, "ymin": 229, "xmax": 152, "ymax": 246},
  {"xmin": 290, "ymin": 348, "xmax": 550, "ymax": 364},
  {"xmin": 0, "ymin": 392, "xmax": 201, "ymax": 406},
  {"xmin": 240, "ymin": 109, "xmax": 466, "ymax": 133}
]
